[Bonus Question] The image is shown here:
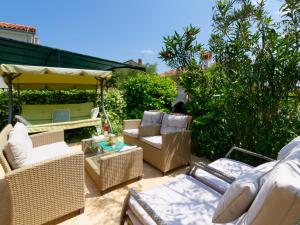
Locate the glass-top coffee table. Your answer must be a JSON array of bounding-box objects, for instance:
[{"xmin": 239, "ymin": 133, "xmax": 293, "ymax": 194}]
[{"xmin": 81, "ymin": 137, "xmax": 143, "ymax": 194}]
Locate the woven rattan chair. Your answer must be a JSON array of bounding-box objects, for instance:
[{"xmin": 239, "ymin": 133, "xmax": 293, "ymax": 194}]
[
  {"xmin": 124, "ymin": 113, "xmax": 192, "ymax": 174},
  {"xmin": 0, "ymin": 124, "xmax": 85, "ymax": 225}
]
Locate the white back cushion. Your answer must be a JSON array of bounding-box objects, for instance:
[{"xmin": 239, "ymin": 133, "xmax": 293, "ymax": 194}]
[
  {"xmin": 238, "ymin": 161, "xmax": 300, "ymax": 225},
  {"xmin": 141, "ymin": 111, "xmax": 163, "ymax": 126},
  {"xmin": 212, "ymin": 161, "xmax": 277, "ymax": 223},
  {"xmin": 5, "ymin": 122, "xmax": 32, "ymax": 169},
  {"xmin": 160, "ymin": 114, "xmax": 189, "ymax": 134},
  {"xmin": 90, "ymin": 107, "xmax": 99, "ymax": 119},
  {"xmin": 277, "ymin": 136, "xmax": 300, "ymax": 160}
]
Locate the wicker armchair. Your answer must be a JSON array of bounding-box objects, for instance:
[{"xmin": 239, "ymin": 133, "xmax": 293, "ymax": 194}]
[
  {"xmin": 0, "ymin": 125, "xmax": 85, "ymax": 225},
  {"xmin": 139, "ymin": 123, "xmax": 192, "ymax": 174},
  {"xmin": 123, "ymin": 113, "xmax": 192, "ymax": 174}
]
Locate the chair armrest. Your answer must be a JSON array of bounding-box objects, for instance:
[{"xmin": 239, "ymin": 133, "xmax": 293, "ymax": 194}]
[
  {"xmin": 30, "ymin": 130, "xmax": 64, "ymax": 148},
  {"xmin": 14, "ymin": 115, "xmax": 32, "ymax": 126},
  {"xmin": 5, "ymin": 150, "xmax": 85, "ymax": 225},
  {"xmin": 123, "ymin": 119, "xmax": 141, "ymax": 130},
  {"xmin": 162, "ymin": 131, "xmax": 191, "ymax": 165},
  {"xmin": 126, "ymin": 188, "xmax": 167, "ymax": 225},
  {"xmin": 225, "ymin": 146, "xmax": 274, "ymax": 162},
  {"xmin": 189, "ymin": 162, "xmax": 235, "ymax": 184},
  {"xmin": 139, "ymin": 124, "xmax": 161, "ymax": 137}
]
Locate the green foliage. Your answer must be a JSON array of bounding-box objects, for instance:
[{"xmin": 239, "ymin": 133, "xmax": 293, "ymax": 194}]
[
  {"xmin": 144, "ymin": 63, "xmax": 158, "ymax": 74},
  {"xmin": 0, "ymin": 88, "xmax": 126, "ymax": 135},
  {"xmin": 99, "ymin": 88, "xmax": 126, "ymax": 134},
  {"xmin": 108, "ymin": 63, "xmax": 157, "ymax": 88},
  {"xmin": 159, "ymin": 24, "xmax": 205, "ymax": 70},
  {"xmin": 123, "ymin": 73, "xmax": 177, "ymax": 118},
  {"xmin": 178, "ymin": 0, "xmax": 300, "ymax": 160}
]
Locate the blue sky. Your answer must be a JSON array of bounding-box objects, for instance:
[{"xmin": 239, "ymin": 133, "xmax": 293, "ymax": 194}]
[{"xmin": 1, "ymin": 0, "xmax": 282, "ymax": 73}]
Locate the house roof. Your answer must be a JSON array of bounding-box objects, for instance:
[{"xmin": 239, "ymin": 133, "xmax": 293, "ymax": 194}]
[
  {"xmin": 0, "ymin": 37, "xmax": 145, "ymax": 71},
  {"xmin": 159, "ymin": 69, "xmax": 178, "ymax": 78},
  {"xmin": 0, "ymin": 22, "xmax": 36, "ymax": 33}
]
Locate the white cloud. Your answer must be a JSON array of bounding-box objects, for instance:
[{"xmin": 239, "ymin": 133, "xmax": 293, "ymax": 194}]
[{"xmin": 140, "ymin": 50, "xmax": 155, "ymax": 55}]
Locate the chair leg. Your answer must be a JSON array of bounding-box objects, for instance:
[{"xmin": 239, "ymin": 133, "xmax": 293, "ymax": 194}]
[{"xmin": 79, "ymin": 207, "xmax": 85, "ymax": 214}]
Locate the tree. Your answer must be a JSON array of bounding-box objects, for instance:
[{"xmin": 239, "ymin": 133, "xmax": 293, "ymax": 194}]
[
  {"xmin": 159, "ymin": 25, "xmax": 205, "ymax": 70},
  {"xmin": 207, "ymin": 0, "xmax": 300, "ymax": 157},
  {"xmin": 168, "ymin": 0, "xmax": 300, "ymax": 160},
  {"xmin": 145, "ymin": 63, "xmax": 158, "ymax": 74}
]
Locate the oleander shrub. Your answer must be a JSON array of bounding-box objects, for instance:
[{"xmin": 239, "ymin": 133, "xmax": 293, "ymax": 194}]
[
  {"xmin": 123, "ymin": 73, "xmax": 177, "ymax": 119},
  {"xmin": 160, "ymin": 0, "xmax": 300, "ymax": 161}
]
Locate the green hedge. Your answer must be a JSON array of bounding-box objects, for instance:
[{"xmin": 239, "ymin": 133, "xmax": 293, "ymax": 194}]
[
  {"xmin": 123, "ymin": 73, "xmax": 177, "ymax": 118},
  {"xmin": 0, "ymin": 88, "xmax": 126, "ymax": 135}
]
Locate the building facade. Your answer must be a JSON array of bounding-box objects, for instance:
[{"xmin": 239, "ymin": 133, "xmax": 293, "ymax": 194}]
[{"xmin": 0, "ymin": 22, "xmax": 39, "ymax": 44}]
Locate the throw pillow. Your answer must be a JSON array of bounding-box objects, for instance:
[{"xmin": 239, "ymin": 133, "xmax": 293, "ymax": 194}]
[
  {"xmin": 277, "ymin": 135, "xmax": 300, "ymax": 160},
  {"xmin": 212, "ymin": 161, "xmax": 277, "ymax": 223},
  {"xmin": 160, "ymin": 114, "xmax": 189, "ymax": 134},
  {"xmin": 141, "ymin": 111, "xmax": 164, "ymax": 126},
  {"xmin": 4, "ymin": 122, "xmax": 32, "ymax": 169},
  {"xmin": 237, "ymin": 161, "xmax": 300, "ymax": 225},
  {"xmin": 90, "ymin": 107, "xmax": 99, "ymax": 119}
]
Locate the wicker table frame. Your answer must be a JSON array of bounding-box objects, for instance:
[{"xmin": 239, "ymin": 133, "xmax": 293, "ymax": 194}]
[{"xmin": 84, "ymin": 146, "xmax": 143, "ymax": 194}]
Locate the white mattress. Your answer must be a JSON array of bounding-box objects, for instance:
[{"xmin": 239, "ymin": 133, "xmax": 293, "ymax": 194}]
[
  {"xmin": 127, "ymin": 174, "xmax": 238, "ymax": 225},
  {"xmin": 208, "ymin": 158, "xmax": 253, "ymax": 178}
]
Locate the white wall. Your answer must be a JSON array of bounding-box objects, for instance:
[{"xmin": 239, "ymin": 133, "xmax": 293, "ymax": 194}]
[{"xmin": 0, "ymin": 29, "xmax": 38, "ymax": 44}]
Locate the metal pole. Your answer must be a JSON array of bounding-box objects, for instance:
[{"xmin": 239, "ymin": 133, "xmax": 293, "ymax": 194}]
[
  {"xmin": 100, "ymin": 79, "xmax": 104, "ymax": 112},
  {"xmin": 99, "ymin": 79, "xmax": 113, "ymax": 133},
  {"xmin": 7, "ymin": 75, "xmax": 13, "ymax": 124}
]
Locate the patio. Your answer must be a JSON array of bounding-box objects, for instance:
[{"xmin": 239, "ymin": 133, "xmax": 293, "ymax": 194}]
[{"xmin": 55, "ymin": 143, "xmax": 207, "ymax": 225}]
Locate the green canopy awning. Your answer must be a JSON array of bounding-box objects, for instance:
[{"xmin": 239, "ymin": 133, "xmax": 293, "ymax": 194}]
[{"xmin": 0, "ymin": 37, "xmax": 145, "ymax": 71}]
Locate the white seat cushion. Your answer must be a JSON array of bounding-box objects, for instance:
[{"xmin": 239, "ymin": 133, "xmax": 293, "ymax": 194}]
[
  {"xmin": 123, "ymin": 129, "xmax": 139, "ymax": 138},
  {"xmin": 23, "ymin": 141, "xmax": 71, "ymax": 166},
  {"xmin": 277, "ymin": 135, "xmax": 300, "ymax": 160},
  {"xmin": 209, "ymin": 158, "xmax": 253, "ymax": 178},
  {"xmin": 128, "ymin": 174, "xmax": 238, "ymax": 225},
  {"xmin": 141, "ymin": 111, "xmax": 164, "ymax": 126},
  {"xmin": 239, "ymin": 161, "xmax": 300, "ymax": 225},
  {"xmin": 160, "ymin": 114, "xmax": 189, "ymax": 134},
  {"xmin": 193, "ymin": 168, "xmax": 231, "ymax": 194},
  {"xmin": 140, "ymin": 136, "xmax": 162, "ymax": 149},
  {"xmin": 212, "ymin": 161, "xmax": 277, "ymax": 223},
  {"xmin": 5, "ymin": 122, "xmax": 33, "ymax": 169}
]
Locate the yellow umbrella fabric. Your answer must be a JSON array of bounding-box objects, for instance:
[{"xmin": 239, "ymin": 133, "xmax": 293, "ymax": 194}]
[{"xmin": 0, "ymin": 64, "xmax": 112, "ymax": 90}]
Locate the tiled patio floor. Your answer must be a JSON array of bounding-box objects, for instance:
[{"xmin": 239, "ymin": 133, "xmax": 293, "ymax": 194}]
[
  {"xmin": 0, "ymin": 143, "xmax": 207, "ymax": 225},
  {"xmin": 61, "ymin": 143, "xmax": 208, "ymax": 225}
]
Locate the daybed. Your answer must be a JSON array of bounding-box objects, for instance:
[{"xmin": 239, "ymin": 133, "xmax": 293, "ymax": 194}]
[
  {"xmin": 0, "ymin": 124, "xmax": 85, "ymax": 225},
  {"xmin": 121, "ymin": 140, "xmax": 300, "ymax": 225},
  {"xmin": 15, "ymin": 102, "xmax": 101, "ymax": 133},
  {"xmin": 123, "ymin": 111, "xmax": 192, "ymax": 174}
]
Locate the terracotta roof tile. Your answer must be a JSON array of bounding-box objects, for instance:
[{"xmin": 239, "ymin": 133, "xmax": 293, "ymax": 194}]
[
  {"xmin": 0, "ymin": 22, "xmax": 36, "ymax": 33},
  {"xmin": 159, "ymin": 69, "xmax": 178, "ymax": 77}
]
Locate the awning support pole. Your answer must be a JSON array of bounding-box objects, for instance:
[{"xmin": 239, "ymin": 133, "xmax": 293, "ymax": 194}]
[
  {"xmin": 99, "ymin": 79, "xmax": 113, "ymax": 133},
  {"xmin": 7, "ymin": 75, "xmax": 13, "ymax": 124}
]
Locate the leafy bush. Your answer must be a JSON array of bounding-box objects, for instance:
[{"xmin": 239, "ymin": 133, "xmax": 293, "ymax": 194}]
[
  {"xmin": 0, "ymin": 88, "xmax": 126, "ymax": 136},
  {"xmin": 123, "ymin": 73, "xmax": 177, "ymax": 118},
  {"xmin": 177, "ymin": 0, "xmax": 300, "ymax": 160}
]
